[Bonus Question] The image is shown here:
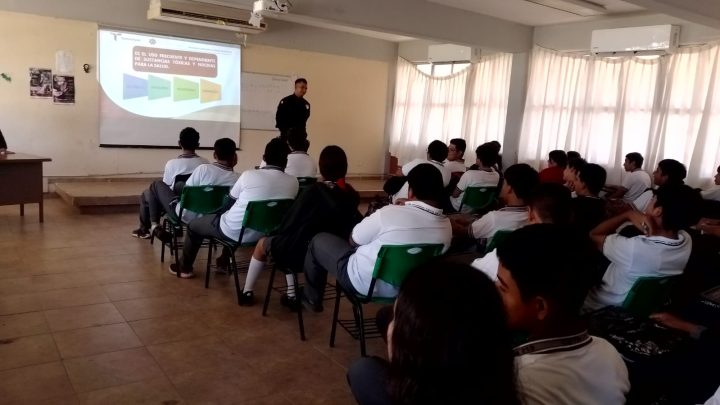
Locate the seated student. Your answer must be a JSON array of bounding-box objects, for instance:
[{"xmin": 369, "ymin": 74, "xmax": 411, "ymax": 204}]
[
  {"xmin": 302, "ymin": 164, "xmax": 452, "ymax": 311},
  {"xmin": 284, "ymin": 129, "xmax": 317, "ymax": 178},
  {"xmin": 632, "ymin": 158, "xmax": 686, "ymax": 213},
  {"xmin": 572, "ymin": 163, "xmax": 608, "ymax": 235},
  {"xmin": 567, "ymin": 150, "xmax": 581, "ymax": 161},
  {"xmin": 444, "ymin": 138, "xmax": 467, "ymax": 173},
  {"xmin": 496, "ymin": 224, "xmax": 630, "ymax": 405},
  {"xmin": 449, "ymin": 143, "xmax": 501, "ymax": 213},
  {"xmin": 132, "ymin": 127, "xmax": 208, "ymax": 239},
  {"xmin": 451, "ymin": 163, "xmax": 539, "ymax": 241},
  {"xmin": 392, "ymin": 140, "xmax": 451, "ymax": 203},
  {"xmin": 347, "ymin": 262, "xmax": 520, "ymax": 405},
  {"xmin": 169, "ymin": 138, "xmax": 298, "ymax": 278},
  {"xmin": 167, "ymin": 138, "xmax": 239, "ymax": 226},
  {"xmin": 538, "ymin": 150, "xmax": 567, "ymax": 184},
  {"xmin": 563, "ymin": 157, "xmax": 586, "ymax": 192},
  {"xmin": 490, "ymin": 140, "xmax": 503, "ymax": 173},
  {"xmin": 236, "ymin": 146, "xmax": 362, "ymax": 306},
  {"xmin": 701, "ymin": 165, "xmax": 720, "ymax": 202},
  {"xmin": 584, "ymin": 184, "xmax": 703, "ymax": 310},
  {"xmin": 472, "ymin": 183, "xmax": 571, "ymax": 281},
  {"xmin": 605, "ymin": 152, "xmax": 651, "ymax": 203}
]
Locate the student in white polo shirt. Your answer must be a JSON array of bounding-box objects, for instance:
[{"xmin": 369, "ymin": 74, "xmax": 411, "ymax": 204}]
[
  {"xmin": 472, "ymin": 183, "xmax": 572, "ymax": 282},
  {"xmin": 302, "ymin": 163, "xmax": 452, "ymax": 311},
  {"xmin": 496, "ymin": 224, "xmax": 630, "ymax": 405},
  {"xmin": 444, "ymin": 138, "xmax": 468, "ymax": 174},
  {"xmin": 170, "ymin": 138, "xmax": 298, "ymax": 278},
  {"xmin": 284, "ymin": 128, "xmax": 317, "ymax": 178},
  {"xmin": 606, "ymin": 152, "xmax": 651, "ymax": 203},
  {"xmin": 584, "ymin": 184, "xmax": 703, "ymax": 311},
  {"xmin": 701, "ymin": 165, "xmax": 720, "ymax": 202},
  {"xmin": 452, "ymin": 163, "xmax": 539, "ymax": 241},
  {"xmin": 132, "ymin": 127, "xmax": 208, "ymax": 239},
  {"xmin": 177, "ymin": 138, "xmax": 239, "ymax": 221},
  {"xmin": 450, "ymin": 143, "xmax": 501, "ymax": 213},
  {"xmin": 392, "ymin": 140, "xmax": 452, "ymax": 204},
  {"xmin": 631, "ymin": 159, "xmax": 686, "ymax": 213}
]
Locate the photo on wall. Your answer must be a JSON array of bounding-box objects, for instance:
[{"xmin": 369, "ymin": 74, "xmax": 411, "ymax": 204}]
[
  {"xmin": 52, "ymin": 74, "xmax": 75, "ymax": 105},
  {"xmin": 29, "ymin": 68, "xmax": 52, "ymax": 98}
]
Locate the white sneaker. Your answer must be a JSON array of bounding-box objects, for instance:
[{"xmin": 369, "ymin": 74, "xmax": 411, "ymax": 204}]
[{"xmin": 168, "ymin": 264, "xmax": 195, "ymax": 279}]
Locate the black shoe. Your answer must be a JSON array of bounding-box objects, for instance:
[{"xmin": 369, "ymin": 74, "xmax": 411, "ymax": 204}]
[
  {"xmin": 239, "ymin": 291, "xmax": 255, "ymax": 306},
  {"xmin": 168, "ymin": 263, "xmax": 195, "ymax": 279},
  {"xmin": 215, "ymin": 255, "xmax": 230, "ymax": 274},
  {"xmin": 131, "ymin": 228, "xmax": 151, "ymax": 239},
  {"xmin": 280, "ymin": 294, "xmax": 300, "ymax": 312},
  {"xmin": 153, "ymin": 227, "xmax": 173, "ymax": 244},
  {"xmin": 301, "ymin": 296, "xmax": 323, "ymax": 313}
]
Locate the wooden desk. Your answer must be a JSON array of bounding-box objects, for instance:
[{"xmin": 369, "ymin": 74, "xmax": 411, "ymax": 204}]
[{"xmin": 0, "ymin": 153, "xmax": 52, "ymax": 222}]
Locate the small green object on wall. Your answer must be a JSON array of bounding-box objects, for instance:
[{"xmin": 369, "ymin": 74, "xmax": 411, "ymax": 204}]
[{"xmin": 0, "ymin": 73, "xmax": 11, "ymax": 82}]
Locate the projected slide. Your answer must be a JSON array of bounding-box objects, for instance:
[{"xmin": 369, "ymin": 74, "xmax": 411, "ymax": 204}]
[{"xmin": 98, "ymin": 29, "xmax": 241, "ymax": 147}]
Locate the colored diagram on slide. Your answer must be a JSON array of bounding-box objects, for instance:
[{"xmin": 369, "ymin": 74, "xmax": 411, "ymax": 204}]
[{"xmin": 123, "ymin": 74, "xmax": 222, "ymax": 103}]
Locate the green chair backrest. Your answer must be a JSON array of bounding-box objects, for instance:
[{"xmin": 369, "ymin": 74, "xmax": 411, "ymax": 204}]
[
  {"xmin": 460, "ymin": 187, "xmax": 497, "ymax": 212},
  {"xmin": 242, "ymin": 199, "xmax": 295, "ymax": 234},
  {"xmin": 178, "ymin": 186, "xmax": 231, "ymax": 216},
  {"xmin": 622, "ymin": 275, "xmax": 681, "ymax": 317},
  {"xmin": 369, "ymin": 244, "xmax": 445, "ymax": 296},
  {"xmin": 485, "ymin": 229, "xmax": 513, "ymax": 254}
]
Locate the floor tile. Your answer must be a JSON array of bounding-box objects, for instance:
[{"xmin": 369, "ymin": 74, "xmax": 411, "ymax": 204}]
[
  {"xmin": 63, "ymin": 347, "xmax": 164, "ymax": 393},
  {"xmin": 53, "ymin": 323, "xmax": 142, "ymax": 359},
  {"xmin": 146, "ymin": 335, "xmax": 246, "ymax": 375},
  {"xmin": 44, "ymin": 303, "xmax": 125, "ymax": 332},
  {"xmin": 129, "ymin": 314, "xmax": 214, "ymax": 346},
  {"xmin": 168, "ymin": 364, "xmax": 275, "ymax": 404},
  {"xmin": 0, "ymin": 361, "xmax": 74, "ymax": 403},
  {"xmin": 0, "ymin": 311, "xmax": 49, "ymax": 339},
  {"xmin": 31, "ymin": 272, "xmax": 98, "ymax": 292},
  {"xmin": 78, "ymin": 377, "xmax": 184, "ymax": 405},
  {"xmin": 39, "ymin": 286, "xmax": 109, "ymax": 310},
  {"xmin": 102, "ymin": 280, "xmax": 173, "ymax": 301},
  {"xmin": 113, "ymin": 295, "xmax": 192, "ymax": 322},
  {"xmin": 0, "ymin": 333, "xmax": 60, "ymax": 371}
]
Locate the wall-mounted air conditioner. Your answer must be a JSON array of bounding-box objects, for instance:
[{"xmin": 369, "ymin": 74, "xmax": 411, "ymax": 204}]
[
  {"xmin": 428, "ymin": 44, "xmax": 481, "ymax": 63},
  {"xmin": 591, "ymin": 25, "xmax": 679, "ymax": 56},
  {"xmin": 147, "ymin": 0, "xmax": 267, "ymax": 34}
]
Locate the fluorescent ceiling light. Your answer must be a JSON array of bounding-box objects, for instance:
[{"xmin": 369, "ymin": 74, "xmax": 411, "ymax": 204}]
[{"xmin": 524, "ymin": 0, "xmax": 607, "ymax": 16}]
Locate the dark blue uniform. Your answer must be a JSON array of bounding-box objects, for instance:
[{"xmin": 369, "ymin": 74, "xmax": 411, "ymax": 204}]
[{"xmin": 275, "ymin": 94, "xmax": 310, "ymax": 140}]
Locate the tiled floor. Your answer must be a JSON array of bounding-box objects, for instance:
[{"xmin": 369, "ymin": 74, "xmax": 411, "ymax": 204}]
[{"xmin": 0, "ymin": 198, "xmax": 385, "ymax": 404}]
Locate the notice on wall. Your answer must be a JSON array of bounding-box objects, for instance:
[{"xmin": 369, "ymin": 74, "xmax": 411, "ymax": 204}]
[
  {"xmin": 52, "ymin": 75, "xmax": 75, "ymax": 105},
  {"xmin": 29, "ymin": 68, "xmax": 52, "ymax": 98}
]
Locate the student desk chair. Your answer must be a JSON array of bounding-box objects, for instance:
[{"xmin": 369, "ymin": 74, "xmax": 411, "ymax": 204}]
[{"xmin": 330, "ymin": 243, "xmax": 444, "ymax": 357}]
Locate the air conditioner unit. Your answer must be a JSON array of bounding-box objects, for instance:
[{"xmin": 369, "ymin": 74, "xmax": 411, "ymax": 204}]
[
  {"xmin": 147, "ymin": 0, "xmax": 267, "ymax": 34},
  {"xmin": 591, "ymin": 25, "xmax": 679, "ymax": 56},
  {"xmin": 428, "ymin": 44, "xmax": 480, "ymax": 63}
]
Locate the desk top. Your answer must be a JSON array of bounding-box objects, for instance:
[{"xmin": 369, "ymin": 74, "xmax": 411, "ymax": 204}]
[{"xmin": 0, "ymin": 153, "xmax": 52, "ymax": 163}]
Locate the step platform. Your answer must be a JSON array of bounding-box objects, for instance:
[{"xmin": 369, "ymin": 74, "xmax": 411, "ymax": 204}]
[{"xmin": 55, "ymin": 178, "xmax": 387, "ymax": 214}]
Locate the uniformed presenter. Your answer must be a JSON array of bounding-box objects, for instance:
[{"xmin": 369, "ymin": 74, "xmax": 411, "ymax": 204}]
[{"xmin": 275, "ymin": 78, "xmax": 310, "ymax": 141}]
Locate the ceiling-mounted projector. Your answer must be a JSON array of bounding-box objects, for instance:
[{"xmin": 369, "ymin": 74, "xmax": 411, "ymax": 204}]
[{"xmin": 250, "ymin": 0, "xmax": 290, "ymax": 28}]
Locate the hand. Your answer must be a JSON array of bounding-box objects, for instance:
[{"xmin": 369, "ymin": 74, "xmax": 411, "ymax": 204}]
[
  {"xmin": 626, "ymin": 210, "xmax": 653, "ymax": 236},
  {"xmin": 650, "ymin": 313, "xmax": 704, "ymax": 336}
]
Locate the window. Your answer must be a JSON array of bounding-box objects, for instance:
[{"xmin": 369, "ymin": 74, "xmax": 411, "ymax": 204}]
[{"xmin": 415, "ymin": 62, "xmax": 471, "ymax": 77}]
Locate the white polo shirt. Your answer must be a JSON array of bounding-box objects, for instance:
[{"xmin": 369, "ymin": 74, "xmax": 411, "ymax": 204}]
[
  {"xmin": 702, "ymin": 187, "xmax": 720, "ymax": 202},
  {"xmin": 584, "ymin": 230, "xmax": 692, "ymax": 311},
  {"xmin": 219, "ymin": 167, "xmax": 299, "ymax": 243},
  {"xmin": 162, "ymin": 154, "xmax": 209, "ymax": 189},
  {"xmin": 516, "ymin": 334, "xmax": 630, "ymax": 405},
  {"xmin": 631, "ymin": 188, "xmax": 654, "ymax": 212},
  {"xmin": 347, "ymin": 201, "xmax": 452, "ymax": 298},
  {"xmin": 621, "ymin": 170, "xmax": 651, "ymax": 203},
  {"xmin": 705, "ymin": 386, "xmax": 720, "ymax": 405},
  {"xmin": 175, "ymin": 163, "xmax": 239, "ymax": 223},
  {"xmin": 285, "ymin": 152, "xmax": 317, "ymax": 178},
  {"xmin": 471, "ymin": 249, "xmax": 500, "ymax": 282},
  {"xmin": 393, "ymin": 159, "xmax": 452, "ymax": 203},
  {"xmin": 444, "ymin": 160, "xmax": 467, "ymax": 173},
  {"xmin": 450, "ymin": 169, "xmax": 500, "ymax": 212},
  {"xmin": 470, "ymin": 207, "xmax": 528, "ymax": 240}
]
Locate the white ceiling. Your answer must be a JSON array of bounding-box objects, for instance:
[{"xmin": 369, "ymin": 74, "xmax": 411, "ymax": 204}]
[{"xmin": 426, "ymin": 0, "xmax": 645, "ymax": 26}]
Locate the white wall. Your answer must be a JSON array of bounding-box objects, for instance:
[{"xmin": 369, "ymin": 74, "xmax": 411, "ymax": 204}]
[
  {"xmin": 0, "ymin": 8, "xmax": 394, "ymax": 180},
  {"xmin": 534, "ymin": 13, "xmax": 720, "ymax": 51}
]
